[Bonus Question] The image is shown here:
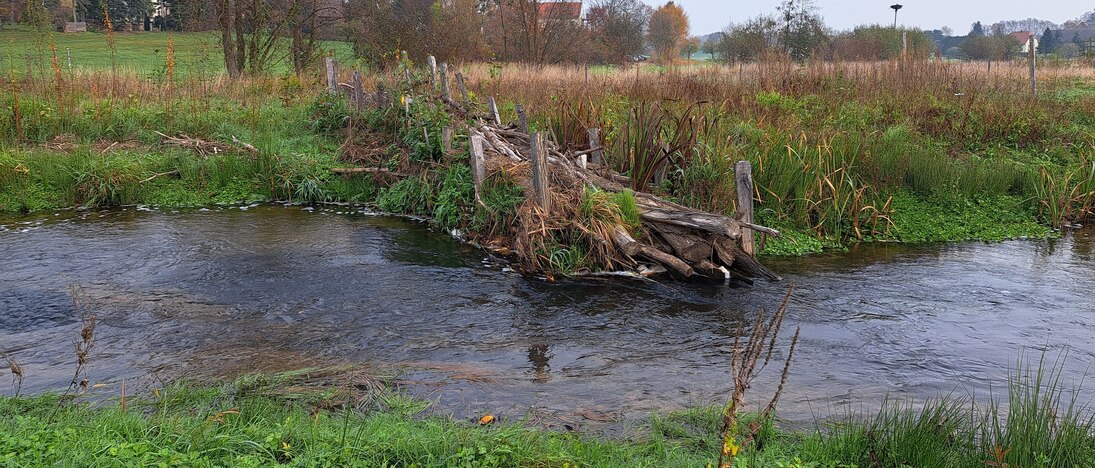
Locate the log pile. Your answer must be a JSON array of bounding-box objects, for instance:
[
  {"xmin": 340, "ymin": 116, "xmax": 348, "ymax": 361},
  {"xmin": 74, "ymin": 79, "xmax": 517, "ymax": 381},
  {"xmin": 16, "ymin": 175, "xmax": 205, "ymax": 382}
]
[{"xmin": 466, "ymin": 119, "xmax": 781, "ymax": 282}]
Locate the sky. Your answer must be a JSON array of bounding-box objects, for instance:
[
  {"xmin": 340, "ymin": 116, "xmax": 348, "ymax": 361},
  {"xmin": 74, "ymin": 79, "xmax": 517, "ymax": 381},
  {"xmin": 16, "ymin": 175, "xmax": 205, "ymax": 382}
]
[{"xmin": 654, "ymin": 1, "xmax": 1093, "ymax": 36}]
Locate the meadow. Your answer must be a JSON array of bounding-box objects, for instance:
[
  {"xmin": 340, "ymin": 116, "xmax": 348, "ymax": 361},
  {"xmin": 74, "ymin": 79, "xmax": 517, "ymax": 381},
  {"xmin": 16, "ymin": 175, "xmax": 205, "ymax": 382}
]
[
  {"xmin": 3, "ymin": 28, "xmax": 1095, "ymax": 464},
  {"xmin": 4, "ymin": 27, "xmax": 1093, "ymax": 259}
]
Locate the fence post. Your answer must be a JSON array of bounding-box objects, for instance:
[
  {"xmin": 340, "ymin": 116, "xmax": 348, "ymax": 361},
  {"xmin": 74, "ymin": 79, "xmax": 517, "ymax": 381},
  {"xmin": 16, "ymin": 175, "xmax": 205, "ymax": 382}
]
[
  {"xmin": 488, "ymin": 97, "xmax": 501, "ymax": 125},
  {"xmin": 427, "ymin": 55, "xmax": 438, "ymax": 91},
  {"xmin": 735, "ymin": 161, "xmax": 755, "ymax": 256},
  {"xmin": 470, "ymin": 135, "xmax": 487, "ymax": 202},
  {"xmin": 442, "ymin": 126, "xmax": 453, "ymax": 155},
  {"xmin": 587, "ymin": 128, "xmax": 603, "ymax": 165},
  {"xmin": 901, "ymin": 31, "xmax": 908, "ymax": 58},
  {"xmin": 325, "ymin": 57, "xmax": 337, "ymax": 93},
  {"xmin": 1029, "ymin": 35, "xmax": 1037, "ymax": 98},
  {"xmin": 455, "ymin": 72, "xmax": 469, "ymax": 102},
  {"xmin": 439, "ymin": 62, "xmax": 451, "ymax": 101},
  {"xmin": 515, "ymin": 104, "xmax": 528, "ymax": 133},
  {"xmin": 351, "ymin": 71, "xmax": 364, "ymax": 112},
  {"xmin": 529, "ymin": 132, "xmax": 551, "ymax": 211},
  {"xmin": 375, "ymin": 82, "xmax": 387, "ymax": 109}
]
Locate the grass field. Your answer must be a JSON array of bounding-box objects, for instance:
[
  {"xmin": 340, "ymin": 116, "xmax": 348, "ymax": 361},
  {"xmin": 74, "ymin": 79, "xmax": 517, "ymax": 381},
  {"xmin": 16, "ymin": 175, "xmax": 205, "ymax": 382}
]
[{"xmin": 2, "ymin": 25, "xmax": 356, "ymax": 76}]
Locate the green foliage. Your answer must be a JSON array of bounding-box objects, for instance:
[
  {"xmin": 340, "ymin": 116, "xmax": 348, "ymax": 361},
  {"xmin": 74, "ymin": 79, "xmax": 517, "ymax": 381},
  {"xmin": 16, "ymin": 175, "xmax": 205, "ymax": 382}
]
[
  {"xmin": 307, "ymin": 93, "xmax": 351, "ymax": 136},
  {"xmin": 376, "ymin": 177, "xmax": 432, "ymax": 215},
  {"xmin": 433, "ymin": 164, "xmax": 474, "ymax": 231},
  {"xmin": 471, "ymin": 173, "xmax": 525, "ymax": 234},
  {"xmin": 882, "ymin": 191, "xmax": 1052, "ymax": 243}
]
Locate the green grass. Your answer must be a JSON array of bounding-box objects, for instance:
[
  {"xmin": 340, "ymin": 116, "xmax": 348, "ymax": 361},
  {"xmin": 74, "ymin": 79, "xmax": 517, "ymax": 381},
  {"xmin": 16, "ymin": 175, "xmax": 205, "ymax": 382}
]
[
  {"xmin": 2, "ymin": 25, "xmax": 356, "ymax": 77},
  {"xmin": 3, "ymin": 352, "xmax": 1092, "ymax": 467}
]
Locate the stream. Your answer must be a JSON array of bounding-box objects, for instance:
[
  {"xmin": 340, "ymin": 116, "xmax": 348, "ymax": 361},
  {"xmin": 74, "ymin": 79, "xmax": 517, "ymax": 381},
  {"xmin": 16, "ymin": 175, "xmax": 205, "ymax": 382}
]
[{"xmin": 2, "ymin": 205, "xmax": 1093, "ymax": 427}]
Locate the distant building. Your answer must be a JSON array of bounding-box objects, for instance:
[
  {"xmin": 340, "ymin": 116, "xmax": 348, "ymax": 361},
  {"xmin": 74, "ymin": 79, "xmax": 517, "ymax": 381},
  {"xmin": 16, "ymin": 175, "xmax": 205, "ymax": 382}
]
[
  {"xmin": 1010, "ymin": 31, "xmax": 1037, "ymax": 53},
  {"xmin": 537, "ymin": 1, "xmax": 582, "ymax": 25}
]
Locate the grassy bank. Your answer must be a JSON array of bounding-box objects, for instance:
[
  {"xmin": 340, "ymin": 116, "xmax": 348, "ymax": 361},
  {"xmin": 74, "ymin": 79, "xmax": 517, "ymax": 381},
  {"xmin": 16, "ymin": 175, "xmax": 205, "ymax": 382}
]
[
  {"xmin": 2, "ymin": 354, "xmax": 1092, "ymax": 467},
  {"xmin": 3, "ymin": 32, "xmax": 1095, "ymax": 261}
]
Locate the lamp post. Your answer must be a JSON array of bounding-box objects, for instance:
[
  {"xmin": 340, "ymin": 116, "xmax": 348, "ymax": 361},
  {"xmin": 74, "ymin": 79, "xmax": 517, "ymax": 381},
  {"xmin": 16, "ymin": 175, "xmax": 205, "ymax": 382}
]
[{"xmin": 890, "ymin": 4, "xmax": 903, "ymax": 29}]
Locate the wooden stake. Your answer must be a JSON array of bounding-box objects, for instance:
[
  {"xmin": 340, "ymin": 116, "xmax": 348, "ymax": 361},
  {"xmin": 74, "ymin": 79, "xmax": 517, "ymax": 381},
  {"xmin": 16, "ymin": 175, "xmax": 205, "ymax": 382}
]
[
  {"xmin": 455, "ymin": 72, "xmax": 468, "ymax": 102},
  {"xmin": 735, "ymin": 160, "xmax": 755, "ymax": 256},
  {"xmin": 515, "ymin": 104, "xmax": 528, "ymax": 133},
  {"xmin": 325, "ymin": 57, "xmax": 337, "ymax": 93},
  {"xmin": 442, "ymin": 126, "xmax": 453, "ymax": 155},
  {"xmin": 1029, "ymin": 35, "xmax": 1037, "ymax": 98},
  {"xmin": 529, "ymin": 132, "xmax": 550, "ymax": 211},
  {"xmin": 351, "ymin": 70, "xmax": 364, "ymax": 112},
  {"xmin": 470, "ymin": 135, "xmax": 487, "ymax": 202},
  {"xmin": 439, "ymin": 62, "xmax": 450, "ymax": 101},
  {"xmin": 375, "ymin": 82, "xmax": 387, "ymax": 109},
  {"xmin": 488, "ymin": 96, "xmax": 501, "ymax": 125},
  {"xmin": 427, "ymin": 55, "xmax": 438, "ymax": 90},
  {"xmin": 587, "ymin": 128, "xmax": 603, "ymax": 165}
]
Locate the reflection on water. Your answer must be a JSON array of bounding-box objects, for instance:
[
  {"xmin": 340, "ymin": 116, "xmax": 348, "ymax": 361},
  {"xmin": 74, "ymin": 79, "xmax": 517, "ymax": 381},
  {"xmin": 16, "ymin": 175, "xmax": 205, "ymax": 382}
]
[{"xmin": 1, "ymin": 205, "xmax": 1093, "ymax": 425}]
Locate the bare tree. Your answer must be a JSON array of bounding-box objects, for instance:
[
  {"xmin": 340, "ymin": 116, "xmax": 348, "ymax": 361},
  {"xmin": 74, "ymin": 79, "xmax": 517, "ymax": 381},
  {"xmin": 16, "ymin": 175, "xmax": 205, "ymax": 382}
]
[{"xmin": 586, "ymin": 0, "xmax": 651, "ymax": 63}]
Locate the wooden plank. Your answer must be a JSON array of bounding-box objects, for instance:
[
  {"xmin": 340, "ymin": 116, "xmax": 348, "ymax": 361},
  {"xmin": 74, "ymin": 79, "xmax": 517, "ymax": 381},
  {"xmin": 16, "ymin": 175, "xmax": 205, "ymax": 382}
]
[
  {"xmin": 587, "ymin": 128, "xmax": 603, "ymax": 165},
  {"xmin": 735, "ymin": 160, "xmax": 755, "ymax": 256},
  {"xmin": 375, "ymin": 82, "xmax": 387, "ymax": 109},
  {"xmin": 529, "ymin": 132, "xmax": 551, "ymax": 211}
]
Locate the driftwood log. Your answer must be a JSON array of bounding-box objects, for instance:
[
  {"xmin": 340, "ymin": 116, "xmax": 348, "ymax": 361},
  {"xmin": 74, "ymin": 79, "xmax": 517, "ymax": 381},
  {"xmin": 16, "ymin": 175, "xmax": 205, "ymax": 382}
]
[{"xmin": 467, "ymin": 115, "xmax": 781, "ymax": 282}]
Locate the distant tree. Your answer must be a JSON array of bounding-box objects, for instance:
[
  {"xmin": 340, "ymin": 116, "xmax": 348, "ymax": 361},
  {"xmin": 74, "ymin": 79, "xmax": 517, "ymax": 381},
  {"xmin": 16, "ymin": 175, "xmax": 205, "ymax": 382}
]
[
  {"xmin": 776, "ymin": 0, "xmax": 827, "ymax": 61},
  {"xmin": 80, "ymin": 0, "xmax": 150, "ymax": 30},
  {"xmin": 1057, "ymin": 42, "xmax": 1080, "ymax": 59},
  {"xmin": 483, "ymin": 0, "xmax": 589, "ymax": 64},
  {"xmin": 710, "ymin": 15, "xmax": 778, "ymax": 63},
  {"xmin": 681, "ymin": 35, "xmax": 701, "ymax": 59},
  {"xmin": 831, "ymin": 26, "xmax": 935, "ymax": 60},
  {"xmin": 970, "ymin": 21, "xmax": 984, "ymax": 37},
  {"xmin": 960, "ymin": 34, "xmax": 1019, "ymax": 60},
  {"xmin": 586, "ymin": 0, "xmax": 651, "ymax": 63},
  {"xmin": 940, "ymin": 26, "xmax": 953, "ymax": 37},
  {"xmin": 647, "ymin": 1, "xmax": 688, "ymax": 63},
  {"xmin": 1038, "ymin": 27, "xmax": 1057, "ymax": 54},
  {"xmin": 348, "ymin": 0, "xmax": 487, "ymax": 67}
]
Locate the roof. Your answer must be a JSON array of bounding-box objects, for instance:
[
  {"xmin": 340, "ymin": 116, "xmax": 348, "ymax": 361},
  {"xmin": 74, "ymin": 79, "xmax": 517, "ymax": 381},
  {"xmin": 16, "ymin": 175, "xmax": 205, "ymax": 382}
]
[
  {"xmin": 1011, "ymin": 31, "xmax": 1034, "ymax": 44},
  {"xmin": 537, "ymin": 1, "xmax": 582, "ymax": 21}
]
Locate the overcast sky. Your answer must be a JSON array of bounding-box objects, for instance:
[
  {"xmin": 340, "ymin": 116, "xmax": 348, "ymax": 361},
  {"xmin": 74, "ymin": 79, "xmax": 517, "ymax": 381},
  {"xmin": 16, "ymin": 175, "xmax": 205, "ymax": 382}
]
[{"xmin": 658, "ymin": 1, "xmax": 1093, "ymax": 36}]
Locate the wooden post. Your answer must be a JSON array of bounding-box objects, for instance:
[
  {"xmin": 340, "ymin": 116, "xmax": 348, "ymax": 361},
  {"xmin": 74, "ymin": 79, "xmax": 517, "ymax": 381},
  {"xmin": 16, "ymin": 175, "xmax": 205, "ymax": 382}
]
[
  {"xmin": 404, "ymin": 95, "xmax": 412, "ymax": 128},
  {"xmin": 529, "ymin": 132, "xmax": 550, "ymax": 211},
  {"xmin": 488, "ymin": 97, "xmax": 501, "ymax": 125},
  {"xmin": 404, "ymin": 68, "xmax": 412, "ymax": 89},
  {"xmin": 515, "ymin": 104, "xmax": 528, "ymax": 133},
  {"xmin": 325, "ymin": 57, "xmax": 337, "ymax": 93},
  {"xmin": 901, "ymin": 31, "xmax": 908, "ymax": 58},
  {"xmin": 470, "ymin": 135, "xmax": 487, "ymax": 201},
  {"xmin": 427, "ymin": 55, "xmax": 438, "ymax": 90},
  {"xmin": 66, "ymin": 47, "xmax": 72, "ymax": 72},
  {"xmin": 375, "ymin": 82, "xmax": 387, "ymax": 109},
  {"xmin": 351, "ymin": 71, "xmax": 364, "ymax": 112},
  {"xmin": 442, "ymin": 127, "xmax": 453, "ymax": 155},
  {"xmin": 455, "ymin": 72, "xmax": 469, "ymax": 102},
  {"xmin": 735, "ymin": 160, "xmax": 755, "ymax": 256},
  {"xmin": 587, "ymin": 128, "xmax": 603, "ymax": 165},
  {"xmin": 1029, "ymin": 35, "xmax": 1037, "ymax": 98},
  {"xmin": 439, "ymin": 62, "xmax": 450, "ymax": 101}
]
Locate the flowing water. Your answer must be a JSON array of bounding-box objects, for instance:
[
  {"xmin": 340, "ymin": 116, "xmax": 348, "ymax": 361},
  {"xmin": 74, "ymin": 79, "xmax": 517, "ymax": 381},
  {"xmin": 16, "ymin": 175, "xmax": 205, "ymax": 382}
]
[{"xmin": 2, "ymin": 205, "xmax": 1093, "ymax": 427}]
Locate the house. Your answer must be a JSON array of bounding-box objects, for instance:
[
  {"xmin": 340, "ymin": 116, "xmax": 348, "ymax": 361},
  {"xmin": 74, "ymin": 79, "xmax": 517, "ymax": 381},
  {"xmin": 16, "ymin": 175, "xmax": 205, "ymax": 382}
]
[
  {"xmin": 1011, "ymin": 31, "xmax": 1037, "ymax": 53},
  {"xmin": 537, "ymin": 1, "xmax": 582, "ymax": 25}
]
